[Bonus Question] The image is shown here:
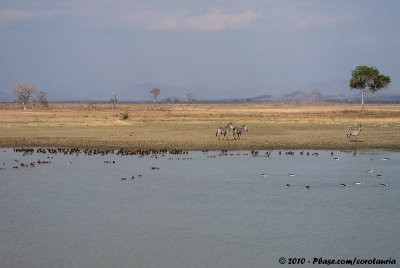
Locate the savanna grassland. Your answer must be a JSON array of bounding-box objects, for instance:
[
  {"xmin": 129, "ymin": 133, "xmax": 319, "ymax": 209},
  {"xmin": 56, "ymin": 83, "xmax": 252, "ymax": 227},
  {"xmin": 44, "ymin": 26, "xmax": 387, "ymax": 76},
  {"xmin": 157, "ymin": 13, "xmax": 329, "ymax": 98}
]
[{"xmin": 0, "ymin": 103, "xmax": 399, "ymax": 150}]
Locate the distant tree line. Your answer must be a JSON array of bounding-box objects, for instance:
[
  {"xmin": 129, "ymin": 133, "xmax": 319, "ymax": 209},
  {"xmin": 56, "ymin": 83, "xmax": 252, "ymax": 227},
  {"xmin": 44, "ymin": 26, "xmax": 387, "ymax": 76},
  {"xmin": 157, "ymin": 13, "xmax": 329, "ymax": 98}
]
[{"xmin": 11, "ymin": 65, "xmax": 391, "ymax": 113}]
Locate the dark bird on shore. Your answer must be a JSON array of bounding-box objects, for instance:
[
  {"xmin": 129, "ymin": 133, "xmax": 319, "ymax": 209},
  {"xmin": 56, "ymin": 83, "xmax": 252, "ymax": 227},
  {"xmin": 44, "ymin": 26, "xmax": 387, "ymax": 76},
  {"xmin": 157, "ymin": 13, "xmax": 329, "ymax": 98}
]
[
  {"xmin": 286, "ymin": 184, "xmax": 290, "ymax": 187},
  {"xmin": 305, "ymin": 185, "xmax": 310, "ymax": 189},
  {"xmin": 121, "ymin": 177, "xmax": 126, "ymax": 181}
]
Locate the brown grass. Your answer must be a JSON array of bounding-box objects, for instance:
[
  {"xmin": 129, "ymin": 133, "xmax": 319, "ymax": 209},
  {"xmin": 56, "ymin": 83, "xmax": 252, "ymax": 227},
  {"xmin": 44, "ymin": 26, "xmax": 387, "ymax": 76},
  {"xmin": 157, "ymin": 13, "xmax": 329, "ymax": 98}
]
[{"xmin": 0, "ymin": 103, "xmax": 399, "ymax": 150}]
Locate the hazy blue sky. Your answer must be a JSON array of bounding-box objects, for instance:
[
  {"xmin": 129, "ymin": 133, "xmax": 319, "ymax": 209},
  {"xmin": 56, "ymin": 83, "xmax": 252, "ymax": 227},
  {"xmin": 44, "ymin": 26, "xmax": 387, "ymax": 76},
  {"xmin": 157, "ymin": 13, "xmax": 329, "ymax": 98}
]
[{"xmin": 1, "ymin": 0, "xmax": 399, "ymax": 100}]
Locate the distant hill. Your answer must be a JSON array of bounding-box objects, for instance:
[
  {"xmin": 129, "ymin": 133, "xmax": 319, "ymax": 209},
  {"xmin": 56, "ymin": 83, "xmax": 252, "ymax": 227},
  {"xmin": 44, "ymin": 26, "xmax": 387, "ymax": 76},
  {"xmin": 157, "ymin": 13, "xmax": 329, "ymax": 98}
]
[
  {"xmin": 354, "ymin": 91, "xmax": 400, "ymax": 103},
  {"xmin": 118, "ymin": 83, "xmax": 214, "ymax": 102},
  {"xmin": 198, "ymin": 90, "xmax": 400, "ymax": 104},
  {"xmin": 2, "ymin": 88, "xmax": 399, "ymax": 104}
]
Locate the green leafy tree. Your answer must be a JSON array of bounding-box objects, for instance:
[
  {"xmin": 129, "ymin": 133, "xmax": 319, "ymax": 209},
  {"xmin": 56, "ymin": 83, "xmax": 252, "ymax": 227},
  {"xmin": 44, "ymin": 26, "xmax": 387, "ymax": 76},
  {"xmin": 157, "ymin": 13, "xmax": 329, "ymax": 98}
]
[{"xmin": 349, "ymin": 66, "xmax": 391, "ymax": 113}]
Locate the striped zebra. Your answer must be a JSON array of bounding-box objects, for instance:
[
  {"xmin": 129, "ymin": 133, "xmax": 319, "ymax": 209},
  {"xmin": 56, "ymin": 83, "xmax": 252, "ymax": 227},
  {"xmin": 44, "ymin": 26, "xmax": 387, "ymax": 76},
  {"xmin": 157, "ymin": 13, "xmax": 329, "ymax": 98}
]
[
  {"xmin": 233, "ymin": 125, "xmax": 248, "ymax": 140},
  {"xmin": 216, "ymin": 123, "xmax": 234, "ymax": 140},
  {"xmin": 347, "ymin": 125, "xmax": 362, "ymax": 141}
]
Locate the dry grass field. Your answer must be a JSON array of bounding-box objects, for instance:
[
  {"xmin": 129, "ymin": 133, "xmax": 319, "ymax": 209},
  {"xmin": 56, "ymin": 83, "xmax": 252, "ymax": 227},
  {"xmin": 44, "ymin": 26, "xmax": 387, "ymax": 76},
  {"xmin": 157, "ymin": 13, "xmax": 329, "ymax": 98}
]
[{"xmin": 0, "ymin": 103, "xmax": 399, "ymax": 150}]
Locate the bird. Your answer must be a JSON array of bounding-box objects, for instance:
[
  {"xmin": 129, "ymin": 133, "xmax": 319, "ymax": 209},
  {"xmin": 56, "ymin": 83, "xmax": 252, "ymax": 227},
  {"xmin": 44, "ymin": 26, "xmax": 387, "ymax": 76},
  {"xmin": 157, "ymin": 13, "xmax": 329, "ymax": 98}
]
[
  {"xmin": 380, "ymin": 183, "xmax": 388, "ymax": 187},
  {"xmin": 261, "ymin": 173, "xmax": 268, "ymax": 177},
  {"xmin": 305, "ymin": 185, "xmax": 310, "ymax": 189},
  {"xmin": 354, "ymin": 182, "xmax": 364, "ymax": 185},
  {"xmin": 367, "ymin": 169, "xmax": 374, "ymax": 173},
  {"xmin": 288, "ymin": 173, "xmax": 296, "ymax": 177},
  {"xmin": 340, "ymin": 183, "xmax": 349, "ymax": 187},
  {"xmin": 285, "ymin": 184, "xmax": 290, "ymax": 187},
  {"xmin": 67, "ymin": 161, "xmax": 72, "ymax": 165},
  {"xmin": 382, "ymin": 157, "xmax": 390, "ymax": 161}
]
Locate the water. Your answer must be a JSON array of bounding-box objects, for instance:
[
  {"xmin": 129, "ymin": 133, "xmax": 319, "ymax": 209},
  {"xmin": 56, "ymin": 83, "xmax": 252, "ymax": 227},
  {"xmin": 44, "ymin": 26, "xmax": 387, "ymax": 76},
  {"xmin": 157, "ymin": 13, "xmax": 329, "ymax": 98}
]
[{"xmin": 0, "ymin": 149, "xmax": 399, "ymax": 268}]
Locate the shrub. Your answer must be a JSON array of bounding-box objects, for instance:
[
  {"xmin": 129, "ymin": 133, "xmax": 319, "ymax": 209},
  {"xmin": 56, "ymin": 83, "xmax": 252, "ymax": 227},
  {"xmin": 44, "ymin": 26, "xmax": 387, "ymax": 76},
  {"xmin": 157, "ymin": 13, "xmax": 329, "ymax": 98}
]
[{"xmin": 119, "ymin": 111, "xmax": 129, "ymax": 120}]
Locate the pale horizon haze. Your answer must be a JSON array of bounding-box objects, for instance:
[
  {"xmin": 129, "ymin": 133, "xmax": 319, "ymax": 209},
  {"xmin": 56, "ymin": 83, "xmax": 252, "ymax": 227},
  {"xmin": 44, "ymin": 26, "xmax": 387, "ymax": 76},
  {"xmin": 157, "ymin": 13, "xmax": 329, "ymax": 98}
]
[{"xmin": 1, "ymin": 0, "xmax": 399, "ymax": 100}]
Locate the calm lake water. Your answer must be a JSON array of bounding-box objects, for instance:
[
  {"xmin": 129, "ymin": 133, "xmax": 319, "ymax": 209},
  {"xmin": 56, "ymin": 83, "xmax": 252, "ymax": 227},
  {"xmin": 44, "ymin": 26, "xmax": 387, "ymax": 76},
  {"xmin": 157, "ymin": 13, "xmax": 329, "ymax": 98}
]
[{"xmin": 0, "ymin": 149, "xmax": 399, "ymax": 268}]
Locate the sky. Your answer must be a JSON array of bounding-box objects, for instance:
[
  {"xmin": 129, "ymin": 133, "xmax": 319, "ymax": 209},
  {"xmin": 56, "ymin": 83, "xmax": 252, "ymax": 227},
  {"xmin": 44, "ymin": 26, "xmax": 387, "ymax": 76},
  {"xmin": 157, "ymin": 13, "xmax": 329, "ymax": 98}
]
[{"xmin": 1, "ymin": 0, "xmax": 399, "ymax": 100}]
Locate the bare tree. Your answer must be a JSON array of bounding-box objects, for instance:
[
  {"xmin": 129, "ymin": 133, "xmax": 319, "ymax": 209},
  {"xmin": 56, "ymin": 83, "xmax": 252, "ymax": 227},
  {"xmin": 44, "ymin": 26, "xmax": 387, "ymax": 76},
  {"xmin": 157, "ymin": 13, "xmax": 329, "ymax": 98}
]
[
  {"xmin": 150, "ymin": 87, "xmax": 160, "ymax": 104},
  {"xmin": 187, "ymin": 92, "xmax": 196, "ymax": 105},
  {"xmin": 311, "ymin": 88, "xmax": 322, "ymax": 104},
  {"xmin": 36, "ymin": 90, "xmax": 49, "ymax": 109},
  {"xmin": 13, "ymin": 83, "xmax": 37, "ymax": 110},
  {"xmin": 110, "ymin": 91, "xmax": 118, "ymax": 110}
]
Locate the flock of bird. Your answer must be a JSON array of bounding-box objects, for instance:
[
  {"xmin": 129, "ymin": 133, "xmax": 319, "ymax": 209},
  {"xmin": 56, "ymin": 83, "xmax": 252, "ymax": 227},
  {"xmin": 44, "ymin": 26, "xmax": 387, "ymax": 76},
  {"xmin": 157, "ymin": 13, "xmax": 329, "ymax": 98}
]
[
  {"xmin": 2, "ymin": 148, "xmax": 391, "ymax": 189},
  {"xmin": 255, "ymin": 149, "xmax": 390, "ymax": 189}
]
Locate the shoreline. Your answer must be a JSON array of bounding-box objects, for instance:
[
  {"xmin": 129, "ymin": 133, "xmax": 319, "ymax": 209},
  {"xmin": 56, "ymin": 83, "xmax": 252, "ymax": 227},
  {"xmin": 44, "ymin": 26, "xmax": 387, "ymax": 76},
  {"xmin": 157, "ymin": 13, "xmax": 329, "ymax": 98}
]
[{"xmin": 1, "ymin": 139, "xmax": 400, "ymax": 151}]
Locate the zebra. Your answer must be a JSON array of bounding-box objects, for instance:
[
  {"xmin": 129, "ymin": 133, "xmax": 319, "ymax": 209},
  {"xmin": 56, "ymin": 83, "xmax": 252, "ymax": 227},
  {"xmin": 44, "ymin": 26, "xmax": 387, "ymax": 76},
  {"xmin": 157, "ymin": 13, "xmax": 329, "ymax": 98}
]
[
  {"xmin": 233, "ymin": 125, "xmax": 248, "ymax": 140},
  {"xmin": 216, "ymin": 123, "xmax": 234, "ymax": 140},
  {"xmin": 347, "ymin": 125, "xmax": 362, "ymax": 141}
]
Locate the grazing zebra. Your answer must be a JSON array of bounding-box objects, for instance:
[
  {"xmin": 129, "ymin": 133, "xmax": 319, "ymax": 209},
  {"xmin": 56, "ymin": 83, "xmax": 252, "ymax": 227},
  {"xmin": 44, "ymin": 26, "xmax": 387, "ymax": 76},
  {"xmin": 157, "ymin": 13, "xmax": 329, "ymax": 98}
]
[
  {"xmin": 347, "ymin": 125, "xmax": 362, "ymax": 141},
  {"xmin": 216, "ymin": 123, "xmax": 234, "ymax": 140},
  {"xmin": 233, "ymin": 125, "xmax": 248, "ymax": 140}
]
